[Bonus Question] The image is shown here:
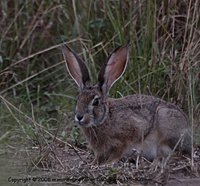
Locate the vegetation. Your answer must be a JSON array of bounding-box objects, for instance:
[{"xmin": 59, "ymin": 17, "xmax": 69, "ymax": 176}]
[{"xmin": 0, "ymin": 0, "xmax": 200, "ymax": 185}]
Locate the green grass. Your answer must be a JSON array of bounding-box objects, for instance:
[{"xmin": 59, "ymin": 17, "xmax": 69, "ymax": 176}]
[{"xmin": 0, "ymin": 0, "xmax": 199, "ymax": 152}]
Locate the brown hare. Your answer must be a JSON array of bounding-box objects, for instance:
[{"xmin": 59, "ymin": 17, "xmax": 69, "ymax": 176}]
[{"xmin": 62, "ymin": 44, "xmax": 191, "ymax": 165}]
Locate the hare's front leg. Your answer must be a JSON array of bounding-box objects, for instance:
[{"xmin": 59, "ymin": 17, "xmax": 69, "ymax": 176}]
[
  {"xmin": 91, "ymin": 153, "xmax": 109, "ymax": 165},
  {"xmin": 92, "ymin": 146, "xmax": 124, "ymax": 165},
  {"xmin": 90, "ymin": 149, "xmax": 110, "ymax": 165}
]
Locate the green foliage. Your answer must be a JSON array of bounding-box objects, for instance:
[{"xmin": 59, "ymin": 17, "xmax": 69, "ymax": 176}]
[{"xmin": 0, "ymin": 0, "xmax": 199, "ymax": 147}]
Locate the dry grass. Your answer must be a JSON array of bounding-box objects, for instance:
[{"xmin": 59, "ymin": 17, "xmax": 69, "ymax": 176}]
[{"xmin": 25, "ymin": 139, "xmax": 200, "ymax": 185}]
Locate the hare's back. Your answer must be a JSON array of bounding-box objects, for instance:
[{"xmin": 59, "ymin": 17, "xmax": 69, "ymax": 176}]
[{"xmin": 108, "ymin": 94, "xmax": 189, "ymax": 130}]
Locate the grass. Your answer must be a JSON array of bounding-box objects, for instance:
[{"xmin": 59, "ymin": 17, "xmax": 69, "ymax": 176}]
[{"xmin": 0, "ymin": 0, "xmax": 200, "ymax": 184}]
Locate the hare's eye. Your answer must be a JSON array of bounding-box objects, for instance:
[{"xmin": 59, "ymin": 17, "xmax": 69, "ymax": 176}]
[{"xmin": 92, "ymin": 98, "xmax": 99, "ymax": 106}]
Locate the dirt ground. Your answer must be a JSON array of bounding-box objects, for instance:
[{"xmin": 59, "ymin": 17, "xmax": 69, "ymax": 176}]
[{"xmin": 29, "ymin": 142, "xmax": 200, "ymax": 186}]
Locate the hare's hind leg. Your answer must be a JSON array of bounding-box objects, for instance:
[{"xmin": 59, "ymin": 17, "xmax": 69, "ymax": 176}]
[
  {"xmin": 154, "ymin": 106, "xmax": 192, "ymax": 172},
  {"xmin": 156, "ymin": 106, "xmax": 191, "ymax": 153}
]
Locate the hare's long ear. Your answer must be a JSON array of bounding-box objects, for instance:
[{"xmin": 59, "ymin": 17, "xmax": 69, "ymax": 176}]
[
  {"xmin": 98, "ymin": 45, "xmax": 129, "ymax": 95},
  {"xmin": 62, "ymin": 44, "xmax": 90, "ymax": 90}
]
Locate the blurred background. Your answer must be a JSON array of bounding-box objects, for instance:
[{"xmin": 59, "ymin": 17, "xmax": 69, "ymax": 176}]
[{"xmin": 0, "ymin": 0, "xmax": 200, "ymax": 160}]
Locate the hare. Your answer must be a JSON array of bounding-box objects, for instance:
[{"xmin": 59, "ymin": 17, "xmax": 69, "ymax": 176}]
[{"xmin": 62, "ymin": 44, "xmax": 192, "ymax": 165}]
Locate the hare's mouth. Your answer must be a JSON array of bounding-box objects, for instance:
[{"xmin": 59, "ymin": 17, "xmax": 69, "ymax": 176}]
[
  {"xmin": 77, "ymin": 119, "xmax": 103, "ymax": 128},
  {"xmin": 75, "ymin": 114, "xmax": 94, "ymax": 127},
  {"xmin": 77, "ymin": 121, "xmax": 94, "ymax": 128}
]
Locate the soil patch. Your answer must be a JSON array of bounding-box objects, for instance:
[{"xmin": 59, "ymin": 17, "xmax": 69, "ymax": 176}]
[{"xmin": 28, "ymin": 143, "xmax": 200, "ymax": 186}]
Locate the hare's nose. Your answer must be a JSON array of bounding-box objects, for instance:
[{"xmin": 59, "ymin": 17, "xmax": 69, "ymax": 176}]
[{"xmin": 76, "ymin": 115, "xmax": 84, "ymax": 121}]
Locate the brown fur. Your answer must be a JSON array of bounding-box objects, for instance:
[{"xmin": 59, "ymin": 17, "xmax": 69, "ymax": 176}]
[
  {"xmin": 62, "ymin": 45, "xmax": 192, "ymax": 165},
  {"xmin": 80, "ymin": 94, "xmax": 191, "ymax": 164}
]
